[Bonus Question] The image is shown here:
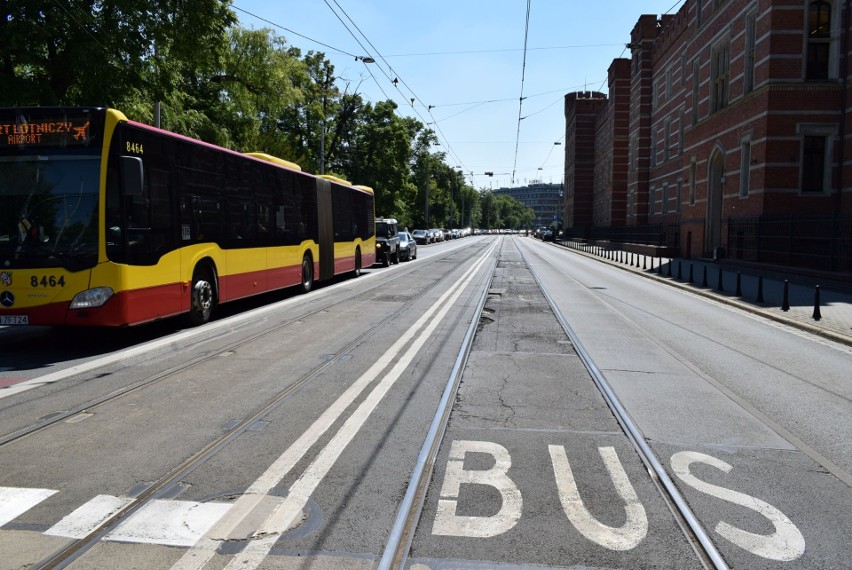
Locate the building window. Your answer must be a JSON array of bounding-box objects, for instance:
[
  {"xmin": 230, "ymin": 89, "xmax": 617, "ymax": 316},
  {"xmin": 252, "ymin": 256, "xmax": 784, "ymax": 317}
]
[
  {"xmin": 679, "ymin": 111, "xmax": 685, "ymax": 154},
  {"xmin": 696, "ymin": 0, "xmax": 703, "ymax": 27},
  {"xmin": 651, "ymin": 130, "xmax": 657, "ymax": 167},
  {"xmin": 692, "ymin": 60, "xmax": 701, "ymax": 124},
  {"xmin": 665, "ymin": 119, "xmax": 672, "ymax": 161},
  {"xmin": 662, "ymin": 183, "xmax": 668, "ymax": 214},
  {"xmin": 740, "ymin": 140, "xmax": 751, "ymax": 197},
  {"xmin": 711, "ymin": 40, "xmax": 730, "ymax": 112},
  {"xmin": 801, "ymin": 135, "xmax": 829, "ymax": 192},
  {"xmin": 667, "ymin": 67, "xmax": 673, "ymax": 99},
  {"xmin": 807, "ymin": 1, "xmax": 832, "ymax": 80},
  {"xmin": 677, "ymin": 180, "xmax": 683, "ymax": 212},
  {"xmin": 690, "ymin": 158, "xmax": 697, "ymax": 205},
  {"xmin": 744, "ymin": 11, "xmax": 757, "ymax": 93}
]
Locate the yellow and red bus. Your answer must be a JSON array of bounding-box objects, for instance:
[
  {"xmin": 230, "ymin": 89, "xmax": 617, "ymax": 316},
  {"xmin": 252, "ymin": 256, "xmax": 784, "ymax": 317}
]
[{"xmin": 0, "ymin": 107, "xmax": 375, "ymax": 326}]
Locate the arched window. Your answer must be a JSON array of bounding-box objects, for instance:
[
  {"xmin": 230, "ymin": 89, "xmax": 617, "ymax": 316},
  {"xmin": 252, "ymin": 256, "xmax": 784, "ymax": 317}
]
[{"xmin": 807, "ymin": 1, "xmax": 833, "ymax": 79}]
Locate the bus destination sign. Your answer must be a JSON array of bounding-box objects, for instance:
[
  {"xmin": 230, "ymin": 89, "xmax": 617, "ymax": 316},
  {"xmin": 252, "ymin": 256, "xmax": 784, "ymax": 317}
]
[{"xmin": 0, "ymin": 114, "xmax": 93, "ymax": 148}]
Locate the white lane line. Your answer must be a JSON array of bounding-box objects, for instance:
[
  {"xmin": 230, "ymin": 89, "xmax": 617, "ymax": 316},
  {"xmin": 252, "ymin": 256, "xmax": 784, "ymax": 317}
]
[
  {"xmin": 45, "ymin": 495, "xmax": 135, "ymax": 539},
  {"xmin": 224, "ymin": 246, "xmax": 490, "ymax": 570},
  {"xmin": 171, "ymin": 242, "xmax": 496, "ymax": 570},
  {"xmin": 0, "ymin": 486, "xmax": 58, "ymax": 527}
]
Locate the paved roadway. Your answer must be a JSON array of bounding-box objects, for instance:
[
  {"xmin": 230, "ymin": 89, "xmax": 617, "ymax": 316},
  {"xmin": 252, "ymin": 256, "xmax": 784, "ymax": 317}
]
[{"xmin": 0, "ymin": 235, "xmax": 849, "ymax": 569}]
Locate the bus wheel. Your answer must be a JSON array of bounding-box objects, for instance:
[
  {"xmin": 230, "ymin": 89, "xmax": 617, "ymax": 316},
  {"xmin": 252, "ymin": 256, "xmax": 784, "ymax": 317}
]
[
  {"xmin": 188, "ymin": 267, "xmax": 216, "ymax": 326},
  {"xmin": 353, "ymin": 249, "xmax": 362, "ymax": 277},
  {"xmin": 300, "ymin": 254, "xmax": 314, "ymax": 294}
]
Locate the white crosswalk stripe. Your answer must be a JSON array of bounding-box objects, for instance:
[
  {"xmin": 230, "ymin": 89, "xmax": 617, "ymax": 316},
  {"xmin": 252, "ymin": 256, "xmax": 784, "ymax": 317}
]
[
  {"xmin": 45, "ymin": 495, "xmax": 135, "ymax": 539},
  {"xmin": 2, "ymin": 487, "xmax": 234, "ymax": 548},
  {"xmin": 0, "ymin": 486, "xmax": 58, "ymax": 527},
  {"xmin": 105, "ymin": 499, "xmax": 233, "ymax": 547}
]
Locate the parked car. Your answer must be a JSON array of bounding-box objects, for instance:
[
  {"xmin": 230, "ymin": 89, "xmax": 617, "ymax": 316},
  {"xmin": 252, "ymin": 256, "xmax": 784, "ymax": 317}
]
[
  {"xmin": 399, "ymin": 231, "xmax": 417, "ymax": 261},
  {"xmin": 412, "ymin": 229, "xmax": 430, "ymax": 245},
  {"xmin": 375, "ymin": 218, "xmax": 400, "ymax": 266}
]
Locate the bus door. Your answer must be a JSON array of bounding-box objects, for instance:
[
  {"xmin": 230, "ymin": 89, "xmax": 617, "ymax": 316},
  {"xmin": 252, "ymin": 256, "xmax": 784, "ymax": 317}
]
[{"xmin": 315, "ymin": 177, "xmax": 334, "ymax": 280}]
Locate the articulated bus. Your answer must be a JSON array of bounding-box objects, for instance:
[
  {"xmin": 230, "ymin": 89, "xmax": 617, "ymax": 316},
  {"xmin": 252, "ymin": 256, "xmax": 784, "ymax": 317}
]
[{"xmin": 0, "ymin": 107, "xmax": 376, "ymax": 327}]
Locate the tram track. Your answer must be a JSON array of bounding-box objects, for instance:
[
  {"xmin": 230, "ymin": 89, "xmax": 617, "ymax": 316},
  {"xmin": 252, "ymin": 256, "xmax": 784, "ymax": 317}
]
[
  {"xmin": 4, "ymin": 240, "xmax": 494, "ymax": 570},
  {"xmin": 0, "ymin": 241, "xmax": 484, "ymax": 448},
  {"xmin": 378, "ymin": 238, "xmax": 501, "ymax": 569},
  {"xmin": 515, "ymin": 238, "xmax": 728, "ymax": 570}
]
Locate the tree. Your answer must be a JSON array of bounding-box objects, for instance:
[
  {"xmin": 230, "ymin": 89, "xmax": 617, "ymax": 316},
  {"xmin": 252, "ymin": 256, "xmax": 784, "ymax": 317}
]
[
  {"xmin": 342, "ymin": 100, "xmax": 418, "ymax": 218},
  {"xmin": 0, "ymin": 0, "xmax": 235, "ymax": 107}
]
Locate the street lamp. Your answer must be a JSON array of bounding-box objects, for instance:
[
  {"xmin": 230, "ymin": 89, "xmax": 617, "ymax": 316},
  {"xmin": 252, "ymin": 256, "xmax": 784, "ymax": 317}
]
[{"xmin": 355, "ymin": 55, "xmax": 375, "ymax": 63}]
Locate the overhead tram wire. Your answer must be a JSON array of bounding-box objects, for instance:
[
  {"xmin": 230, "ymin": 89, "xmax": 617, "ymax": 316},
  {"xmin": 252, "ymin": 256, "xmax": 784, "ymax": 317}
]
[
  {"xmin": 52, "ymin": 0, "xmax": 108, "ymax": 51},
  {"xmin": 512, "ymin": 0, "xmax": 533, "ymax": 184},
  {"xmin": 232, "ymin": 4, "xmax": 358, "ymax": 58},
  {"xmin": 323, "ymin": 0, "xmax": 469, "ymax": 175},
  {"xmin": 238, "ymin": 0, "xmax": 467, "ymax": 172}
]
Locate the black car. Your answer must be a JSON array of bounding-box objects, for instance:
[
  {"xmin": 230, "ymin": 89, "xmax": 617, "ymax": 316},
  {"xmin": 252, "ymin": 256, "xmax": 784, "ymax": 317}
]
[
  {"xmin": 411, "ymin": 229, "xmax": 430, "ymax": 245},
  {"xmin": 375, "ymin": 218, "xmax": 400, "ymax": 266}
]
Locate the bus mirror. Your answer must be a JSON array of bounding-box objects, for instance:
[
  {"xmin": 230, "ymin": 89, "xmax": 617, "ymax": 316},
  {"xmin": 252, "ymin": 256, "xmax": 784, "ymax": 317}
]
[{"xmin": 121, "ymin": 155, "xmax": 144, "ymax": 196}]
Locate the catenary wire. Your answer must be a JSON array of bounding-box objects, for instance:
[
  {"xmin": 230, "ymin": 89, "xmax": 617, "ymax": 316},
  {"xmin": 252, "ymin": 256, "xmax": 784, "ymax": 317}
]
[{"xmin": 512, "ymin": 0, "xmax": 533, "ymax": 184}]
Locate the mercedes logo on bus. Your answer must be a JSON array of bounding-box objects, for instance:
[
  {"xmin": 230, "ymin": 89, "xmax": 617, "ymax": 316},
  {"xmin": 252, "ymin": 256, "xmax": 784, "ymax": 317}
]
[{"xmin": 0, "ymin": 291, "xmax": 14, "ymax": 307}]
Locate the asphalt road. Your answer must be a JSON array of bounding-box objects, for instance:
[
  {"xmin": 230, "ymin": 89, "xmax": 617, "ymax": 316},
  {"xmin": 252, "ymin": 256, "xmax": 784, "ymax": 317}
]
[{"xmin": 0, "ymin": 235, "xmax": 849, "ymax": 569}]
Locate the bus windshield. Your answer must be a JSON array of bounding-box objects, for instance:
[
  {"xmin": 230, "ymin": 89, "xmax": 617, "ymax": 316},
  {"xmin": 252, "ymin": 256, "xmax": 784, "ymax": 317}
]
[{"xmin": 0, "ymin": 155, "xmax": 101, "ymax": 270}]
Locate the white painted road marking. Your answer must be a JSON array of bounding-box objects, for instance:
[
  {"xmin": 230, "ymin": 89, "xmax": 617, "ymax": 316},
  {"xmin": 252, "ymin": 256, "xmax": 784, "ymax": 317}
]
[
  {"xmin": 671, "ymin": 451, "xmax": 805, "ymax": 561},
  {"xmin": 432, "ymin": 440, "xmax": 522, "ymax": 538},
  {"xmin": 0, "ymin": 486, "xmax": 58, "ymax": 527},
  {"xmin": 550, "ymin": 445, "xmax": 647, "ymax": 550},
  {"xmin": 171, "ymin": 243, "xmax": 498, "ymax": 570},
  {"xmin": 45, "ymin": 494, "xmax": 134, "ymax": 539},
  {"xmin": 105, "ymin": 499, "xmax": 233, "ymax": 547}
]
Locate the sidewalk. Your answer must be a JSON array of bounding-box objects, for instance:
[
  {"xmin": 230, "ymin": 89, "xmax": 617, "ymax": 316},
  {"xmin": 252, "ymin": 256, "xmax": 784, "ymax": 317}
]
[{"xmin": 556, "ymin": 241, "xmax": 852, "ymax": 347}]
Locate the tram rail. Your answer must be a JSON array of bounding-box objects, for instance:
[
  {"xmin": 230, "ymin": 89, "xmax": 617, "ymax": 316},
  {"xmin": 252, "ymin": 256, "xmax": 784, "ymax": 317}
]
[
  {"xmin": 517, "ymin": 238, "xmax": 728, "ymax": 569},
  {"xmin": 4, "ymin": 240, "xmax": 493, "ymax": 570}
]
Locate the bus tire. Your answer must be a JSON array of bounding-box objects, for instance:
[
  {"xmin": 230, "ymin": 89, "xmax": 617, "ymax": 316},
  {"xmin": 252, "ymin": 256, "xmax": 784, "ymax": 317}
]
[
  {"xmin": 353, "ymin": 248, "xmax": 362, "ymax": 277},
  {"xmin": 300, "ymin": 254, "xmax": 314, "ymax": 294},
  {"xmin": 188, "ymin": 266, "xmax": 216, "ymax": 326}
]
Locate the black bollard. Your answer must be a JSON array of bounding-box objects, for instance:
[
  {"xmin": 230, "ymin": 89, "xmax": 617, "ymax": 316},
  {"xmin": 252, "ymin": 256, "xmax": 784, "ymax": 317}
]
[
  {"xmin": 735, "ymin": 271, "xmax": 742, "ymax": 296},
  {"xmin": 813, "ymin": 285, "xmax": 822, "ymax": 320},
  {"xmin": 667, "ymin": 259, "xmax": 672, "ymax": 277},
  {"xmin": 757, "ymin": 276, "xmax": 764, "ymax": 303},
  {"xmin": 702, "ymin": 266, "xmax": 708, "ymax": 287},
  {"xmin": 678, "ymin": 261, "xmax": 682, "ymax": 280},
  {"xmin": 689, "ymin": 263, "xmax": 694, "ymax": 283},
  {"xmin": 643, "ymin": 256, "xmax": 647, "ymax": 270},
  {"xmin": 782, "ymin": 280, "xmax": 790, "ymax": 311},
  {"xmin": 717, "ymin": 268, "xmax": 724, "ymax": 292}
]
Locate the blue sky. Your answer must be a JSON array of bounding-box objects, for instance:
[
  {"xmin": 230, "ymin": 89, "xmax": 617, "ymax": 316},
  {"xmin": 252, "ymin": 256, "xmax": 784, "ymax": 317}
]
[{"xmin": 234, "ymin": 1, "xmax": 685, "ymax": 190}]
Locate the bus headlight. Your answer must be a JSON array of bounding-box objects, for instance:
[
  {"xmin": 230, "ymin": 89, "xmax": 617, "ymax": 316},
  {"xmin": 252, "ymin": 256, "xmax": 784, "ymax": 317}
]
[{"xmin": 69, "ymin": 287, "xmax": 115, "ymax": 309}]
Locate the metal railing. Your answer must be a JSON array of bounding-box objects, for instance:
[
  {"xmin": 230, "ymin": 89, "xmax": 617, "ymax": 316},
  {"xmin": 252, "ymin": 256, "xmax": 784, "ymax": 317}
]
[
  {"xmin": 727, "ymin": 214, "xmax": 852, "ymax": 272},
  {"xmin": 558, "ymin": 215, "xmax": 851, "ymax": 274}
]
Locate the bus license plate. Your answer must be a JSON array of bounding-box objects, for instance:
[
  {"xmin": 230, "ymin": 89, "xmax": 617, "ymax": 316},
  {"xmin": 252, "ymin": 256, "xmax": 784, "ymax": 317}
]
[{"xmin": 0, "ymin": 315, "xmax": 29, "ymax": 325}]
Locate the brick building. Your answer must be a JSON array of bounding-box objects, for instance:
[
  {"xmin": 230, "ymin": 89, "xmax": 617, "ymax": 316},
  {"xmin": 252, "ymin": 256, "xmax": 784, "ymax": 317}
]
[{"xmin": 563, "ymin": 0, "xmax": 852, "ymax": 268}]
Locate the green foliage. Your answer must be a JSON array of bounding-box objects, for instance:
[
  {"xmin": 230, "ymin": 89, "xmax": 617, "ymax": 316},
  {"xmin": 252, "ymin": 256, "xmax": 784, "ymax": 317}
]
[
  {"xmin": 0, "ymin": 0, "xmax": 235, "ymax": 107},
  {"xmin": 0, "ymin": 2, "xmax": 535, "ymax": 228}
]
